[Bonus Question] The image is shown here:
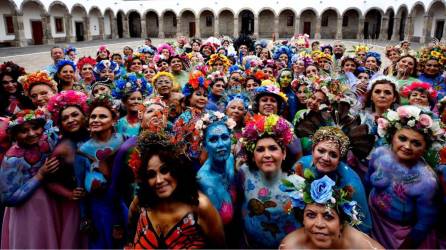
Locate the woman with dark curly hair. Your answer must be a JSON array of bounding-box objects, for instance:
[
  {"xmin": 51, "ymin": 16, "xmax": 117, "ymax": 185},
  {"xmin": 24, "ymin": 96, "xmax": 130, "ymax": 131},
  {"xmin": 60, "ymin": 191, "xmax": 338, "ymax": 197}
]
[
  {"xmin": 127, "ymin": 131, "xmax": 225, "ymax": 249},
  {"xmin": 0, "ymin": 62, "xmax": 32, "ymax": 116}
]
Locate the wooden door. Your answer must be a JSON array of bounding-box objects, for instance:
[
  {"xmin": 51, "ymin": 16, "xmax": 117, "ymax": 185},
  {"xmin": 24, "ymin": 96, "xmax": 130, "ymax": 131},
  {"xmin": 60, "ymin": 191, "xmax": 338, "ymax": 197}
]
[
  {"xmin": 189, "ymin": 22, "xmax": 195, "ymax": 37},
  {"xmin": 31, "ymin": 21, "xmax": 43, "ymax": 45},
  {"xmin": 303, "ymin": 22, "xmax": 311, "ymax": 36}
]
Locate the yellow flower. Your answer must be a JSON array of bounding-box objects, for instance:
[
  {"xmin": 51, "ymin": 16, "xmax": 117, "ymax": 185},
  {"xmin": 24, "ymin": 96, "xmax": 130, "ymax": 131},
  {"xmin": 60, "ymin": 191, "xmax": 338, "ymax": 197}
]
[
  {"xmin": 265, "ymin": 115, "xmax": 279, "ymax": 132},
  {"xmin": 431, "ymin": 51, "xmax": 441, "ymax": 58}
]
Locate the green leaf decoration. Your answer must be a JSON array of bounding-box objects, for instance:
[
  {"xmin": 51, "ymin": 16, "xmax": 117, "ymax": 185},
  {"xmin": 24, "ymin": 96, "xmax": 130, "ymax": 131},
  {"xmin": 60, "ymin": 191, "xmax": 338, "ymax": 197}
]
[
  {"xmin": 304, "ymin": 168, "xmax": 315, "ymax": 180},
  {"xmin": 303, "ymin": 192, "xmax": 312, "ymax": 203},
  {"xmin": 281, "ymin": 179, "xmax": 295, "ymax": 188}
]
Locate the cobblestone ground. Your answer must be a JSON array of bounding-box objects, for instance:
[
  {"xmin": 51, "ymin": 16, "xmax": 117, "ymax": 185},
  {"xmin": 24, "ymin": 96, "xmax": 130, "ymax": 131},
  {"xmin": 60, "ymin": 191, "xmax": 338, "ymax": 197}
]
[{"xmin": 0, "ymin": 37, "xmax": 422, "ymax": 72}]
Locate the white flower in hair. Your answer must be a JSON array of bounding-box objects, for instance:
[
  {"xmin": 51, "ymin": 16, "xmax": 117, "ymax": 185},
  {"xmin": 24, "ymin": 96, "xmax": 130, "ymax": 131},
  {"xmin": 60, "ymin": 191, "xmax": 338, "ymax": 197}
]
[
  {"xmin": 226, "ymin": 118, "xmax": 237, "ymax": 130},
  {"xmin": 386, "ymin": 110, "xmax": 399, "ymax": 122}
]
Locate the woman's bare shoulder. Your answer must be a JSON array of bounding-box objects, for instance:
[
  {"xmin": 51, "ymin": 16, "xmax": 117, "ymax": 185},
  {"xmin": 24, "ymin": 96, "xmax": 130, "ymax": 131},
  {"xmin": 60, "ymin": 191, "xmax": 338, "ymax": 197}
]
[
  {"xmin": 279, "ymin": 228, "xmax": 306, "ymax": 250},
  {"xmin": 344, "ymin": 226, "xmax": 384, "ymax": 249}
]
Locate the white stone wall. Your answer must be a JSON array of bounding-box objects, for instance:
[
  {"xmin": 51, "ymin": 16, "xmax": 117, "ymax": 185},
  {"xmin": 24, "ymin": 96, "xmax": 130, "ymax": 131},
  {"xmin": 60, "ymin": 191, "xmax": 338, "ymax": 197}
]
[
  {"xmin": 22, "ymin": 2, "xmax": 43, "ymax": 40},
  {"xmin": 49, "ymin": 5, "xmax": 66, "ymax": 38},
  {"xmin": 0, "ymin": 1, "xmax": 15, "ymax": 41},
  {"xmin": 90, "ymin": 11, "xmax": 100, "ymax": 37},
  {"xmin": 104, "ymin": 13, "xmax": 111, "ymax": 36}
]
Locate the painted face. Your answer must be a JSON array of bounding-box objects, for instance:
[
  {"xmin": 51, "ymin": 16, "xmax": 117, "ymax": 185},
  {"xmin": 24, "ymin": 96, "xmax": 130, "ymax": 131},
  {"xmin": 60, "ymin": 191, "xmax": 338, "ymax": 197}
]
[
  {"xmin": 205, "ymin": 123, "xmax": 231, "ymax": 162},
  {"xmin": 146, "ymin": 155, "xmax": 177, "ymax": 199},
  {"xmin": 125, "ymin": 91, "xmax": 143, "ymax": 112},
  {"xmin": 253, "ymin": 137, "xmax": 286, "ymax": 177},
  {"xmin": 141, "ymin": 104, "xmax": 167, "ymax": 130},
  {"xmin": 58, "ymin": 65, "xmax": 75, "ymax": 83},
  {"xmin": 279, "ymin": 70, "xmax": 292, "ymax": 88},
  {"xmin": 211, "ymin": 80, "xmax": 225, "ymax": 96},
  {"xmin": 1, "ymin": 75, "xmax": 18, "ymax": 94},
  {"xmin": 246, "ymin": 79, "xmax": 259, "ymax": 92},
  {"xmin": 391, "ymin": 128, "xmax": 426, "ymax": 164},
  {"xmin": 81, "ymin": 63, "xmax": 94, "ymax": 80},
  {"xmin": 100, "ymin": 68, "xmax": 115, "ymax": 81},
  {"xmin": 92, "ymin": 84, "xmax": 111, "ymax": 97},
  {"xmin": 29, "ymin": 84, "xmax": 55, "ymax": 108},
  {"xmin": 89, "ymin": 106, "xmax": 115, "ymax": 134},
  {"xmin": 15, "ymin": 121, "xmax": 44, "ymax": 146},
  {"xmin": 279, "ymin": 54, "xmax": 289, "ymax": 65},
  {"xmin": 312, "ymin": 140, "xmax": 341, "ymax": 173},
  {"xmin": 258, "ymin": 95, "xmax": 278, "ymax": 115},
  {"xmin": 297, "ymin": 85, "xmax": 308, "ymax": 105},
  {"xmin": 189, "ymin": 88, "xmax": 208, "ymax": 110},
  {"xmin": 307, "ymin": 91, "xmax": 326, "ymax": 111},
  {"xmin": 305, "ymin": 65, "xmax": 318, "ymax": 78},
  {"xmin": 170, "ymin": 58, "xmax": 183, "ymax": 72},
  {"xmin": 342, "ymin": 60, "xmax": 356, "ymax": 73},
  {"xmin": 130, "ymin": 59, "xmax": 143, "ymax": 72},
  {"xmin": 60, "ymin": 106, "xmax": 85, "ymax": 133},
  {"xmin": 154, "ymin": 75, "xmax": 173, "ymax": 96},
  {"xmin": 225, "ymin": 99, "xmax": 245, "ymax": 124},
  {"xmin": 409, "ymin": 90, "xmax": 429, "ymax": 107},
  {"xmin": 365, "ymin": 57, "xmax": 379, "ymax": 71},
  {"xmin": 424, "ymin": 59, "xmax": 441, "ymax": 76},
  {"xmin": 397, "ymin": 56, "xmax": 415, "ymax": 76},
  {"xmin": 303, "ymin": 203, "xmax": 342, "ymax": 249},
  {"xmin": 371, "ymin": 83, "xmax": 396, "ymax": 111}
]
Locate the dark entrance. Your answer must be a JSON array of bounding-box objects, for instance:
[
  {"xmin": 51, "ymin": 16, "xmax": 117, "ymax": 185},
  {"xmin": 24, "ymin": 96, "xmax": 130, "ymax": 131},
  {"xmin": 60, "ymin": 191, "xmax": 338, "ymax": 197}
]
[
  {"xmin": 117, "ymin": 12, "xmax": 124, "ymax": 38},
  {"xmin": 129, "ymin": 12, "xmax": 141, "ymax": 38},
  {"xmin": 435, "ymin": 20, "xmax": 444, "ymax": 41},
  {"xmin": 240, "ymin": 10, "xmax": 254, "ymax": 35},
  {"xmin": 31, "ymin": 20, "xmax": 43, "ymax": 45},
  {"xmin": 303, "ymin": 22, "xmax": 311, "ymax": 36},
  {"xmin": 75, "ymin": 22, "xmax": 84, "ymax": 41},
  {"xmin": 189, "ymin": 22, "xmax": 196, "ymax": 37},
  {"xmin": 399, "ymin": 11, "xmax": 407, "ymax": 41},
  {"xmin": 387, "ymin": 11, "xmax": 394, "ymax": 40}
]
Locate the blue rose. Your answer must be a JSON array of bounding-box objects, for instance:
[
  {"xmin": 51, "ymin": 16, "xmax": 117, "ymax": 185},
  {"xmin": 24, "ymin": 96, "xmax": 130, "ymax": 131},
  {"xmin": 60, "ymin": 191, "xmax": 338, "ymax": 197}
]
[
  {"xmin": 310, "ymin": 175, "xmax": 336, "ymax": 204},
  {"xmin": 341, "ymin": 200, "xmax": 357, "ymax": 217},
  {"xmin": 289, "ymin": 191, "xmax": 305, "ymax": 209}
]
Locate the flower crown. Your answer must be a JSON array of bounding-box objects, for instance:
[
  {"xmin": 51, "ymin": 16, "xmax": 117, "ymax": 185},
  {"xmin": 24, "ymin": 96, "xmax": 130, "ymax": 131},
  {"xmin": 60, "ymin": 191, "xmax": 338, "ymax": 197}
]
[
  {"xmin": 143, "ymin": 96, "xmax": 167, "ymax": 108},
  {"xmin": 240, "ymin": 114, "xmax": 294, "ymax": 152},
  {"xmin": 112, "ymin": 73, "xmax": 153, "ymax": 99},
  {"xmin": 313, "ymin": 126, "xmax": 350, "ymax": 157},
  {"xmin": 254, "ymin": 81, "xmax": 288, "ymax": 103},
  {"xmin": 340, "ymin": 55, "xmax": 360, "ymax": 67},
  {"xmin": 207, "ymin": 54, "xmax": 231, "ymax": 70},
  {"xmin": 18, "ymin": 71, "xmax": 58, "ymax": 96},
  {"xmin": 97, "ymin": 45, "xmax": 109, "ymax": 53},
  {"xmin": 207, "ymin": 70, "xmax": 227, "ymax": 83},
  {"xmin": 316, "ymin": 53, "xmax": 333, "ymax": 62},
  {"xmin": 291, "ymin": 34, "xmax": 310, "ymax": 48},
  {"xmin": 377, "ymin": 105, "xmax": 444, "ymax": 140},
  {"xmin": 8, "ymin": 109, "xmax": 46, "ymax": 129},
  {"xmin": 56, "ymin": 59, "xmax": 76, "ymax": 72},
  {"xmin": 280, "ymin": 174, "xmax": 362, "ymax": 226},
  {"xmin": 418, "ymin": 45, "xmax": 446, "ymax": 66},
  {"xmin": 195, "ymin": 111, "xmax": 237, "ymax": 138},
  {"xmin": 225, "ymin": 93, "xmax": 251, "ymax": 110},
  {"xmin": 47, "ymin": 90, "xmax": 89, "ymax": 124},
  {"xmin": 77, "ymin": 56, "xmax": 96, "ymax": 71},
  {"xmin": 64, "ymin": 45, "xmax": 77, "ymax": 55},
  {"xmin": 291, "ymin": 52, "xmax": 313, "ymax": 67},
  {"xmin": 182, "ymin": 70, "xmax": 210, "ymax": 97},
  {"xmin": 365, "ymin": 51, "xmax": 382, "ymax": 65},
  {"xmin": 273, "ymin": 46, "xmax": 293, "ymax": 62},
  {"xmin": 0, "ymin": 61, "xmax": 26, "ymax": 78},
  {"xmin": 401, "ymin": 81, "xmax": 438, "ymax": 99},
  {"xmin": 157, "ymin": 43, "xmax": 175, "ymax": 56},
  {"xmin": 138, "ymin": 45, "xmax": 155, "ymax": 55},
  {"xmin": 353, "ymin": 44, "xmax": 370, "ymax": 54},
  {"xmin": 93, "ymin": 60, "xmax": 120, "ymax": 78}
]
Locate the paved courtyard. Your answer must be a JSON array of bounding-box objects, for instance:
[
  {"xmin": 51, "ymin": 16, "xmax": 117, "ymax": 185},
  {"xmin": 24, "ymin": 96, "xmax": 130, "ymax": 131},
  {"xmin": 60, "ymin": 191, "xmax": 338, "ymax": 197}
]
[{"xmin": 0, "ymin": 37, "xmax": 423, "ymax": 72}]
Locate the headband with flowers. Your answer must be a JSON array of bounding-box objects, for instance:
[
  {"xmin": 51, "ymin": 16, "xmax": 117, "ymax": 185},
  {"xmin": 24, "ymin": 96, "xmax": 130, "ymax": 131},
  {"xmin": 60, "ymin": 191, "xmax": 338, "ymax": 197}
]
[
  {"xmin": 138, "ymin": 45, "xmax": 155, "ymax": 55},
  {"xmin": 401, "ymin": 81, "xmax": 438, "ymax": 100},
  {"xmin": 157, "ymin": 43, "xmax": 175, "ymax": 56},
  {"xmin": 8, "ymin": 109, "xmax": 46, "ymax": 129},
  {"xmin": 97, "ymin": 45, "xmax": 109, "ymax": 53},
  {"xmin": 0, "ymin": 61, "xmax": 26, "ymax": 80},
  {"xmin": 365, "ymin": 51, "xmax": 382, "ymax": 66},
  {"xmin": 273, "ymin": 46, "xmax": 293, "ymax": 65},
  {"xmin": 47, "ymin": 90, "xmax": 89, "ymax": 124},
  {"xmin": 316, "ymin": 53, "xmax": 333, "ymax": 63},
  {"xmin": 240, "ymin": 114, "xmax": 294, "ymax": 152},
  {"xmin": 352, "ymin": 44, "xmax": 370, "ymax": 54},
  {"xmin": 56, "ymin": 59, "xmax": 76, "ymax": 72},
  {"xmin": 77, "ymin": 56, "xmax": 97, "ymax": 71},
  {"xmin": 313, "ymin": 126, "xmax": 350, "ymax": 157},
  {"xmin": 225, "ymin": 93, "xmax": 251, "ymax": 110},
  {"xmin": 64, "ymin": 45, "xmax": 77, "ymax": 55},
  {"xmin": 182, "ymin": 70, "xmax": 210, "ymax": 97},
  {"xmin": 207, "ymin": 70, "xmax": 227, "ymax": 83},
  {"xmin": 385, "ymin": 45, "xmax": 401, "ymax": 57},
  {"xmin": 195, "ymin": 111, "xmax": 237, "ymax": 139},
  {"xmin": 418, "ymin": 44, "xmax": 446, "ymax": 67},
  {"xmin": 93, "ymin": 60, "xmax": 120, "ymax": 78},
  {"xmin": 151, "ymin": 71, "xmax": 175, "ymax": 84},
  {"xmin": 280, "ymin": 174, "xmax": 362, "ymax": 226},
  {"xmin": 18, "ymin": 71, "xmax": 58, "ymax": 96},
  {"xmin": 290, "ymin": 34, "xmax": 310, "ymax": 48},
  {"xmin": 143, "ymin": 96, "xmax": 167, "ymax": 108},
  {"xmin": 254, "ymin": 80, "xmax": 288, "ymax": 103},
  {"xmin": 291, "ymin": 52, "xmax": 313, "ymax": 67},
  {"xmin": 207, "ymin": 54, "xmax": 231, "ymax": 71},
  {"xmin": 377, "ymin": 105, "xmax": 444, "ymax": 141},
  {"xmin": 112, "ymin": 72, "xmax": 153, "ymax": 99}
]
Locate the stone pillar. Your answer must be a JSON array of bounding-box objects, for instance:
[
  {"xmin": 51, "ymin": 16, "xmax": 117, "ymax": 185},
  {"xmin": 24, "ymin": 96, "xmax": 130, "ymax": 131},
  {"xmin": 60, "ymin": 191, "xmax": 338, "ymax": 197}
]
[
  {"xmin": 442, "ymin": 24, "xmax": 446, "ymax": 42},
  {"xmin": 335, "ymin": 17, "xmax": 343, "ymax": 39},
  {"xmin": 233, "ymin": 17, "xmax": 239, "ymax": 37},
  {"xmin": 273, "ymin": 16, "xmax": 279, "ymax": 39},
  {"xmin": 294, "ymin": 17, "xmax": 300, "ymax": 35},
  {"xmin": 123, "ymin": 16, "xmax": 130, "ymax": 38},
  {"xmin": 83, "ymin": 17, "xmax": 92, "ymax": 41},
  {"xmin": 99, "ymin": 16, "xmax": 106, "ymax": 40},
  {"xmin": 421, "ymin": 15, "xmax": 432, "ymax": 44},
  {"xmin": 158, "ymin": 16, "xmax": 165, "ymax": 38},
  {"xmin": 13, "ymin": 14, "xmax": 27, "ymax": 47},
  {"xmin": 111, "ymin": 17, "xmax": 118, "ymax": 39},
  {"xmin": 391, "ymin": 17, "xmax": 401, "ymax": 41},
  {"xmin": 195, "ymin": 17, "xmax": 200, "ymax": 38},
  {"xmin": 176, "ymin": 17, "xmax": 181, "ymax": 37},
  {"xmin": 42, "ymin": 14, "xmax": 54, "ymax": 44},
  {"xmin": 357, "ymin": 18, "xmax": 365, "ymax": 39},
  {"xmin": 141, "ymin": 18, "xmax": 147, "ymax": 38},
  {"xmin": 64, "ymin": 14, "xmax": 75, "ymax": 42},
  {"xmin": 404, "ymin": 15, "xmax": 413, "ymax": 42},
  {"xmin": 214, "ymin": 17, "xmax": 219, "ymax": 36},
  {"xmin": 314, "ymin": 17, "xmax": 321, "ymax": 39},
  {"xmin": 253, "ymin": 16, "xmax": 259, "ymax": 38},
  {"xmin": 379, "ymin": 15, "xmax": 389, "ymax": 40}
]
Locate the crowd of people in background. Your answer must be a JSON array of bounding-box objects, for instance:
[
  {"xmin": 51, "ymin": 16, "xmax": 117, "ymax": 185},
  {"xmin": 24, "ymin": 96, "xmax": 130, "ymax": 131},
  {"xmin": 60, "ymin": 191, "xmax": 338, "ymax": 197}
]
[{"xmin": 0, "ymin": 32, "xmax": 446, "ymax": 249}]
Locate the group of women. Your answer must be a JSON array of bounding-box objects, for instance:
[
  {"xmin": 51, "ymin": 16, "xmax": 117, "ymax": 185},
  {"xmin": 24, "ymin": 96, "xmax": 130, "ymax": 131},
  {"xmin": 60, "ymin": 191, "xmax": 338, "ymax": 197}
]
[{"xmin": 0, "ymin": 33, "xmax": 446, "ymax": 249}]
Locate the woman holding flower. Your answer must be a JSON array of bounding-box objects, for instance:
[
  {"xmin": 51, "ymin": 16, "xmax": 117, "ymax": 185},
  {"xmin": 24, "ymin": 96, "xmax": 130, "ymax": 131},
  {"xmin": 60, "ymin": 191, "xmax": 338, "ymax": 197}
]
[
  {"xmin": 368, "ymin": 105, "xmax": 441, "ymax": 249},
  {"xmin": 237, "ymin": 114, "xmax": 300, "ymax": 248},
  {"xmin": 279, "ymin": 175, "xmax": 383, "ymax": 249}
]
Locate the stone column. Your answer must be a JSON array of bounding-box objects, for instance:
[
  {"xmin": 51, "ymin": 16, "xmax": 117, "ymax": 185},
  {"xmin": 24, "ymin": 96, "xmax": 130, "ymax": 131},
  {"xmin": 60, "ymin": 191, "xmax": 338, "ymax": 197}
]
[
  {"xmin": 253, "ymin": 16, "xmax": 259, "ymax": 38},
  {"xmin": 13, "ymin": 14, "xmax": 27, "ymax": 47},
  {"xmin": 391, "ymin": 17, "xmax": 401, "ymax": 41},
  {"xmin": 404, "ymin": 15, "xmax": 413, "ymax": 41},
  {"xmin": 335, "ymin": 17, "xmax": 343, "ymax": 39},
  {"xmin": 111, "ymin": 17, "xmax": 118, "ymax": 39},
  {"xmin": 64, "ymin": 14, "xmax": 75, "ymax": 42},
  {"xmin": 83, "ymin": 17, "xmax": 92, "ymax": 41},
  {"xmin": 176, "ymin": 17, "xmax": 181, "ymax": 37},
  {"xmin": 314, "ymin": 17, "xmax": 321, "ymax": 39},
  {"xmin": 214, "ymin": 17, "xmax": 219, "ymax": 36},
  {"xmin": 421, "ymin": 15, "xmax": 432, "ymax": 44},
  {"xmin": 357, "ymin": 18, "xmax": 365, "ymax": 39},
  {"xmin": 379, "ymin": 15, "xmax": 389, "ymax": 40},
  {"xmin": 195, "ymin": 17, "xmax": 200, "ymax": 38},
  {"xmin": 99, "ymin": 16, "xmax": 106, "ymax": 40},
  {"xmin": 123, "ymin": 16, "xmax": 130, "ymax": 38},
  {"xmin": 294, "ymin": 17, "xmax": 300, "ymax": 35},
  {"xmin": 273, "ymin": 16, "xmax": 279, "ymax": 39},
  {"xmin": 158, "ymin": 15, "xmax": 165, "ymax": 38},
  {"xmin": 42, "ymin": 14, "xmax": 54, "ymax": 44},
  {"xmin": 141, "ymin": 18, "xmax": 147, "ymax": 38},
  {"xmin": 442, "ymin": 23, "xmax": 446, "ymax": 42},
  {"xmin": 233, "ymin": 17, "xmax": 239, "ymax": 37}
]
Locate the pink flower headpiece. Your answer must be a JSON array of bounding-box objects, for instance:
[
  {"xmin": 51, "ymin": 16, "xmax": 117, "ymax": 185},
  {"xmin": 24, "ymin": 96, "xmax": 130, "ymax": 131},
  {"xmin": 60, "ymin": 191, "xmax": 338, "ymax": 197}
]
[
  {"xmin": 47, "ymin": 90, "xmax": 89, "ymax": 124},
  {"xmin": 157, "ymin": 43, "xmax": 175, "ymax": 56},
  {"xmin": 401, "ymin": 82, "xmax": 438, "ymax": 100}
]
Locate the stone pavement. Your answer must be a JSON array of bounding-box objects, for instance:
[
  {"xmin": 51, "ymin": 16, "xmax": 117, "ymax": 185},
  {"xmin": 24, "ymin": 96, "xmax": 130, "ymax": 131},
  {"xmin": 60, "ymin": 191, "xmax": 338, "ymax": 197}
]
[{"xmin": 0, "ymin": 37, "xmax": 422, "ymax": 72}]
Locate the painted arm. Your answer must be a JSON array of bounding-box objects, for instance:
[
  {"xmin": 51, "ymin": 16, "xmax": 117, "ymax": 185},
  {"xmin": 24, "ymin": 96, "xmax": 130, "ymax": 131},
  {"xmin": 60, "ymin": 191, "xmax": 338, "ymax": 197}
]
[{"xmin": 198, "ymin": 192, "xmax": 226, "ymax": 248}]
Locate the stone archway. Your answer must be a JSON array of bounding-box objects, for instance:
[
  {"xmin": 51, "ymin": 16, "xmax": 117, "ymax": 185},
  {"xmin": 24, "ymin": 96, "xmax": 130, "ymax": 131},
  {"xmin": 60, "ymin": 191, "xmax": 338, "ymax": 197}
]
[
  {"xmin": 104, "ymin": 9, "xmax": 114, "ymax": 39},
  {"xmin": 89, "ymin": 7, "xmax": 102, "ymax": 40},
  {"xmin": 128, "ymin": 11, "xmax": 141, "ymax": 38},
  {"xmin": 364, "ymin": 9, "xmax": 382, "ymax": 39},
  {"xmin": 162, "ymin": 10, "xmax": 176, "ymax": 38},
  {"xmin": 180, "ymin": 10, "xmax": 195, "ymax": 37},
  {"xmin": 411, "ymin": 4, "xmax": 425, "ymax": 42},
  {"xmin": 117, "ymin": 11, "xmax": 124, "ymax": 38},
  {"xmin": 397, "ymin": 6, "xmax": 408, "ymax": 41},
  {"xmin": 239, "ymin": 9, "xmax": 254, "ymax": 35},
  {"xmin": 218, "ymin": 10, "xmax": 234, "ymax": 36},
  {"xmin": 427, "ymin": 1, "xmax": 446, "ymax": 42},
  {"xmin": 145, "ymin": 11, "xmax": 158, "ymax": 37},
  {"xmin": 278, "ymin": 9, "xmax": 295, "ymax": 38},
  {"xmin": 199, "ymin": 10, "xmax": 214, "ymax": 38},
  {"xmin": 342, "ymin": 9, "xmax": 360, "ymax": 39},
  {"xmin": 320, "ymin": 9, "xmax": 338, "ymax": 39},
  {"xmin": 386, "ymin": 8, "xmax": 395, "ymax": 40},
  {"xmin": 48, "ymin": 2, "xmax": 69, "ymax": 43},
  {"xmin": 22, "ymin": 0, "xmax": 47, "ymax": 45},
  {"xmin": 258, "ymin": 9, "xmax": 274, "ymax": 38},
  {"xmin": 300, "ymin": 9, "xmax": 317, "ymax": 38}
]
